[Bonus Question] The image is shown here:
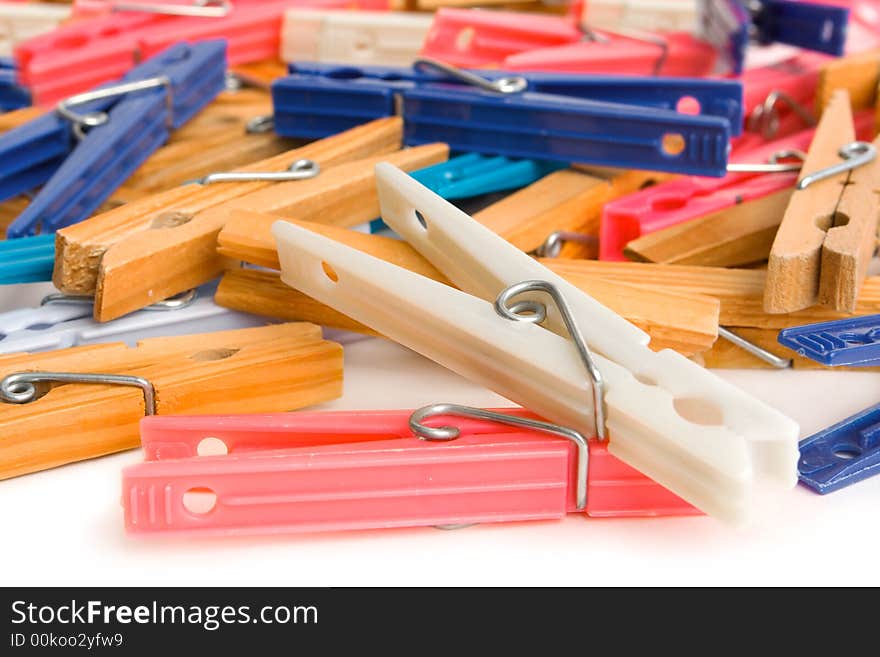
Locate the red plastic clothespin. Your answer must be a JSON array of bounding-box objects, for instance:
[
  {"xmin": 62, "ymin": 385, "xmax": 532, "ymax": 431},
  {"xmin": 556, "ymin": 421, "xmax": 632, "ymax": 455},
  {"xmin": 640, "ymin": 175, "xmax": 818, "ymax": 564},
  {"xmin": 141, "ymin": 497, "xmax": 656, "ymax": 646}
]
[
  {"xmin": 124, "ymin": 407, "xmax": 698, "ymax": 536},
  {"xmin": 599, "ymin": 111, "xmax": 877, "ymax": 261},
  {"xmin": 418, "ymin": 7, "xmax": 581, "ymax": 68},
  {"xmin": 735, "ymin": 52, "xmax": 828, "ymax": 144},
  {"xmin": 503, "ymin": 32, "xmax": 717, "ymax": 76}
]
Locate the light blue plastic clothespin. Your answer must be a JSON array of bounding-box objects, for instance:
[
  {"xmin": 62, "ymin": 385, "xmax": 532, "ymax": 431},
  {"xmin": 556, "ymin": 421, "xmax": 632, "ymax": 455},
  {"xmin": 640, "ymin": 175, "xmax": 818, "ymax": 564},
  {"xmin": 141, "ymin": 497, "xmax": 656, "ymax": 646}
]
[
  {"xmin": 410, "ymin": 153, "xmax": 565, "ymax": 201},
  {"xmin": 0, "ymin": 234, "xmax": 55, "ymax": 285}
]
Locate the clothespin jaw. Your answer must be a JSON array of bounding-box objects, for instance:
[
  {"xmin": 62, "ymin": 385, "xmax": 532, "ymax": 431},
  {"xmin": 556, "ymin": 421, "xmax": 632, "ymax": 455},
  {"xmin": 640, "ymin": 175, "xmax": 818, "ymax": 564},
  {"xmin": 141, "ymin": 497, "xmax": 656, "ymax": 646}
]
[
  {"xmin": 698, "ymin": 0, "xmax": 848, "ymax": 74},
  {"xmin": 123, "ymin": 407, "xmax": 698, "ymax": 535},
  {"xmin": 797, "ymin": 403, "xmax": 880, "ymax": 494},
  {"xmin": 271, "ymin": 163, "xmax": 800, "ymax": 524},
  {"xmin": 273, "ymin": 62, "xmax": 739, "ymax": 175},
  {"xmin": 5, "ymin": 40, "xmax": 226, "ymax": 238}
]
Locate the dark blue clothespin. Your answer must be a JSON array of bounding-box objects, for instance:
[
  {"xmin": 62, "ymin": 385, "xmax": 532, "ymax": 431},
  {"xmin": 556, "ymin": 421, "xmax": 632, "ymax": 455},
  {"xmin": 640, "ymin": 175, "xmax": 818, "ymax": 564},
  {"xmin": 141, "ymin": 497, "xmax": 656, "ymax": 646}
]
[
  {"xmin": 698, "ymin": 0, "xmax": 849, "ymax": 74},
  {"xmin": 1, "ymin": 40, "xmax": 226, "ymax": 239},
  {"xmin": 0, "ymin": 234, "xmax": 54, "ymax": 284},
  {"xmin": 779, "ymin": 315, "xmax": 880, "ymax": 494},
  {"xmin": 272, "ymin": 59, "xmax": 744, "ymax": 177},
  {"xmin": 0, "ymin": 57, "xmax": 30, "ymax": 112},
  {"xmin": 798, "ymin": 404, "xmax": 880, "ymax": 494},
  {"xmin": 778, "ymin": 316, "xmax": 880, "ymax": 367}
]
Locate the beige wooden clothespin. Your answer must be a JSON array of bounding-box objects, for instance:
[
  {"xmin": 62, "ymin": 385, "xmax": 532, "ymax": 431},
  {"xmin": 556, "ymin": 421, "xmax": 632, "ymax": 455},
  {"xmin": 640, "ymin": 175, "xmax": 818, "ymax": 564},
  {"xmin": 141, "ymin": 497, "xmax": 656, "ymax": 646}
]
[{"xmin": 764, "ymin": 90, "xmax": 880, "ymax": 313}]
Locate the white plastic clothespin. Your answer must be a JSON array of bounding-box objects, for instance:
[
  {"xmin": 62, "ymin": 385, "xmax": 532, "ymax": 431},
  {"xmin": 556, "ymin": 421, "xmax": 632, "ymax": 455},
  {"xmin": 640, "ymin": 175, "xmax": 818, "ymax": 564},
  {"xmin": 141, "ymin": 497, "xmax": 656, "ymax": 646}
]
[
  {"xmin": 0, "ymin": 285, "xmax": 269, "ymax": 354},
  {"xmin": 582, "ymin": 0, "xmax": 698, "ymax": 33},
  {"xmin": 0, "ymin": 2, "xmax": 71, "ymax": 57},
  {"xmin": 272, "ymin": 163, "xmax": 800, "ymax": 525},
  {"xmin": 280, "ymin": 9, "xmax": 434, "ymax": 67}
]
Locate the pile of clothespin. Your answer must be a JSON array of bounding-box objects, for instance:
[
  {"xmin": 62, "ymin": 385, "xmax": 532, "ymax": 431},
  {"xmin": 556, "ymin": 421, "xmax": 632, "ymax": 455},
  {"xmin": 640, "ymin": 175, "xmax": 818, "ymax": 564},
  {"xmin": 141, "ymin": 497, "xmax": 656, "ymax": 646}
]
[{"xmin": 1, "ymin": 0, "xmax": 880, "ymax": 538}]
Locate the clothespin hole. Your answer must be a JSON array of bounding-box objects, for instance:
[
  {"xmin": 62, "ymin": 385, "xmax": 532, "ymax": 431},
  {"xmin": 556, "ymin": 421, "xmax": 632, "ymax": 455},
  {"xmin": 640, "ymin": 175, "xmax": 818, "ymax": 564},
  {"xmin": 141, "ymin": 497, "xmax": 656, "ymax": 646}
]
[
  {"xmin": 353, "ymin": 36, "xmax": 374, "ymax": 54},
  {"xmin": 633, "ymin": 373, "xmax": 658, "ymax": 387},
  {"xmin": 833, "ymin": 446, "xmax": 861, "ymax": 460},
  {"xmin": 99, "ymin": 26, "xmax": 122, "ymax": 38},
  {"xmin": 55, "ymin": 33, "xmax": 89, "ymax": 49},
  {"xmin": 815, "ymin": 211, "xmax": 849, "ymax": 233},
  {"xmin": 325, "ymin": 67, "xmax": 366, "ymax": 80},
  {"xmin": 321, "ymin": 261, "xmax": 339, "ymax": 283},
  {"xmin": 651, "ymin": 196, "xmax": 688, "ymax": 212},
  {"xmin": 414, "ymin": 210, "xmax": 428, "ymax": 230},
  {"xmin": 150, "ymin": 211, "xmax": 192, "ymax": 229},
  {"xmin": 182, "ymin": 488, "xmax": 217, "ymax": 515},
  {"xmin": 455, "ymin": 28, "xmax": 475, "ymax": 52},
  {"xmin": 196, "ymin": 437, "xmax": 228, "ymax": 457},
  {"xmin": 661, "ymin": 133, "xmax": 686, "ymax": 157},
  {"xmin": 675, "ymin": 96, "xmax": 700, "ymax": 115},
  {"xmin": 25, "ymin": 323, "xmax": 54, "ymax": 332},
  {"xmin": 190, "ymin": 348, "xmax": 239, "ymax": 362},
  {"xmin": 672, "ymin": 397, "xmax": 724, "ymax": 426}
]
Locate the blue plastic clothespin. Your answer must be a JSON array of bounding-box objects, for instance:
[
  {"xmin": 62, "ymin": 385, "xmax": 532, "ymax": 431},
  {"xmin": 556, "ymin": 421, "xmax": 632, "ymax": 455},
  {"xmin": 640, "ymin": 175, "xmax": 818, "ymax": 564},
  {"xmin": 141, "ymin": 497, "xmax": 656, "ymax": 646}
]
[
  {"xmin": 272, "ymin": 60, "xmax": 744, "ymax": 177},
  {"xmin": 778, "ymin": 315, "xmax": 880, "ymax": 494},
  {"xmin": 1, "ymin": 40, "xmax": 226, "ymax": 238},
  {"xmin": 778, "ymin": 316, "xmax": 880, "ymax": 367},
  {"xmin": 0, "ymin": 57, "xmax": 30, "ymax": 112},
  {"xmin": 798, "ymin": 404, "xmax": 880, "ymax": 494},
  {"xmin": 0, "ymin": 234, "xmax": 55, "ymax": 284},
  {"xmin": 698, "ymin": 0, "xmax": 849, "ymax": 74}
]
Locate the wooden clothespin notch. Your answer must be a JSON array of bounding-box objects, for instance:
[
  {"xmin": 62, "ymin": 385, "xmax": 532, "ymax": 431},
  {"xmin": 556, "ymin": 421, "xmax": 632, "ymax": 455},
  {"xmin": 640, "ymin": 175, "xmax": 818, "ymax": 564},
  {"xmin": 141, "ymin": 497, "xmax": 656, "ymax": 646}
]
[{"xmin": 764, "ymin": 90, "xmax": 880, "ymax": 313}]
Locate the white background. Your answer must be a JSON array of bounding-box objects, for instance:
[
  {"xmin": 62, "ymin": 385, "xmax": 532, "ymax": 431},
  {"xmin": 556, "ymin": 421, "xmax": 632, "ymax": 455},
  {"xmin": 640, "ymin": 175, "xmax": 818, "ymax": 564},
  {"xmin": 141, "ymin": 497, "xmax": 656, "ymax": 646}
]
[{"xmin": 2, "ymin": 298, "xmax": 879, "ymax": 586}]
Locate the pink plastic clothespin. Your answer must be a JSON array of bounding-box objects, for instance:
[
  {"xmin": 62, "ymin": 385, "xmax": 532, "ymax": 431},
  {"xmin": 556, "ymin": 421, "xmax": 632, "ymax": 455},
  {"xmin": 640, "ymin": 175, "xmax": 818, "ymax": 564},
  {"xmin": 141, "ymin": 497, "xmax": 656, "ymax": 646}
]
[
  {"xmin": 599, "ymin": 111, "xmax": 877, "ymax": 261},
  {"xmin": 503, "ymin": 31, "xmax": 717, "ymax": 77},
  {"xmin": 736, "ymin": 52, "xmax": 828, "ymax": 142},
  {"xmin": 418, "ymin": 7, "xmax": 581, "ymax": 68},
  {"xmin": 123, "ymin": 407, "xmax": 697, "ymax": 537}
]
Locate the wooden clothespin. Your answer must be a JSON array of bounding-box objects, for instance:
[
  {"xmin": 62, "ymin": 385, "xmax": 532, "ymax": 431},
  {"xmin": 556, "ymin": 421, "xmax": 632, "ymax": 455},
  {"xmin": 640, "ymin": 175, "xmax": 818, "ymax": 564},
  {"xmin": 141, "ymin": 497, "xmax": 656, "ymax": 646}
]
[
  {"xmin": 470, "ymin": 166, "xmax": 667, "ymax": 258},
  {"xmin": 52, "ymin": 117, "xmax": 413, "ymax": 321},
  {"xmin": 549, "ymin": 259, "xmax": 880, "ymax": 327},
  {"xmin": 816, "ymin": 48, "xmax": 880, "ymax": 117},
  {"xmin": 765, "ymin": 90, "xmax": 880, "ymax": 313},
  {"xmin": 0, "ymin": 323, "xmax": 343, "ymax": 480},
  {"xmin": 215, "ymin": 211, "xmax": 720, "ymax": 356},
  {"xmin": 624, "ymin": 187, "xmax": 793, "ymax": 267}
]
